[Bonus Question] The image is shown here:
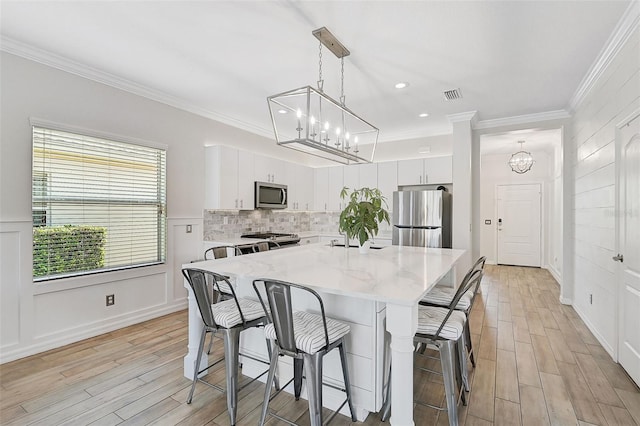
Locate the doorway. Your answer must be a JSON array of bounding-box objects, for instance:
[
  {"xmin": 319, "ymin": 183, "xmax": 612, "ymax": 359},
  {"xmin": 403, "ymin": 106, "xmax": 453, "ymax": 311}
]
[
  {"xmin": 496, "ymin": 183, "xmax": 542, "ymax": 267},
  {"xmin": 616, "ymin": 111, "xmax": 640, "ymax": 386}
]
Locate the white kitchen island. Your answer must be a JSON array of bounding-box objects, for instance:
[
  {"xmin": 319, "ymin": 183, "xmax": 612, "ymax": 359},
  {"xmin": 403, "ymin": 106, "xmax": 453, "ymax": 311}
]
[{"xmin": 184, "ymin": 243, "xmax": 465, "ymax": 425}]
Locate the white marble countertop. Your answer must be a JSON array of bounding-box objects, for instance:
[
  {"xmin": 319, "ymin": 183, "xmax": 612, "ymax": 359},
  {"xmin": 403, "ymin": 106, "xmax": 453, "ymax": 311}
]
[{"xmin": 188, "ymin": 243, "xmax": 465, "ymax": 306}]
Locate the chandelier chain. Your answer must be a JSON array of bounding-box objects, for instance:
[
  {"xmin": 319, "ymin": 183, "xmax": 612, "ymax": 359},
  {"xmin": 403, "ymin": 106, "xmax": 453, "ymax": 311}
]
[
  {"xmin": 317, "ymin": 41, "xmax": 324, "ymax": 92},
  {"xmin": 340, "ymin": 57, "xmax": 345, "ymax": 106}
]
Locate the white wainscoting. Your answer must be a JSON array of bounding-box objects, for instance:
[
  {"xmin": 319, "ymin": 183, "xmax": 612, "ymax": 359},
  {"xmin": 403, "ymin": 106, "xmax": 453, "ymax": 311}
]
[{"xmin": 0, "ymin": 217, "xmax": 202, "ymax": 363}]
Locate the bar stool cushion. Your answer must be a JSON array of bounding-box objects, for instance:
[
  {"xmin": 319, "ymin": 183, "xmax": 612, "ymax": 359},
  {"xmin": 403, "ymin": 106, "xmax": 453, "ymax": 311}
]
[
  {"xmin": 421, "ymin": 286, "xmax": 473, "ymax": 311},
  {"xmin": 264, "ymin": 311, "xmax": 350, "ymax": 354},
  {"xmin": 211, "ymin": 298, "xmax": 265, "ymax": 328},
  {"xmin": 417, "ymin": 306, "xmax": 467, "ymax": 340}
]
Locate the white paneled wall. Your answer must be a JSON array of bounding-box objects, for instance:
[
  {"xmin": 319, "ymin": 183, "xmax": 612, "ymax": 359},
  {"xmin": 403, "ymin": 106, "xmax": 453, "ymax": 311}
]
[{"xmin": 569, "ymin": 25, "xmax": 639, "ymax": 356}]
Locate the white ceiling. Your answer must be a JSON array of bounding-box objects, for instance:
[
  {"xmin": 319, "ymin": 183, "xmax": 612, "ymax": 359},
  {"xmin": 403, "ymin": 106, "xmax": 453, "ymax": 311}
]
[{"xmin": 0, "ymin": 0, "xmax": 631, "ymax": 151}]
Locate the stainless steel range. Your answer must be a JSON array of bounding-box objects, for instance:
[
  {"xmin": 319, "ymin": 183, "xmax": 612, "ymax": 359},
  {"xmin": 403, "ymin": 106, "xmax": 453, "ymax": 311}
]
[{"xmin": 240, "ymin": 232, "xmax": 300, "ymax": 248}]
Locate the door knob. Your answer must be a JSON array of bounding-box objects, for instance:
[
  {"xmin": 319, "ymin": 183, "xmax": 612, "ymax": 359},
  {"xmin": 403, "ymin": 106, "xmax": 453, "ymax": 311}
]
[{"xmin": 612, "ymin": 254, "xmax": 624, "ymax": 262}]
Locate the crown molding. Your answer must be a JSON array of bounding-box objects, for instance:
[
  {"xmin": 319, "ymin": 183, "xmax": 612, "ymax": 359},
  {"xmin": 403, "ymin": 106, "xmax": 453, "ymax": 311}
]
[
  {"xmin": 447, "ymin": 111, "xmax": 478, "ymax": 125},
  {"xmin": 0, "ymin": 36, "xmax": 275, "ymax": 139},
  {"xmin": 568, "ymin": 1, "xmax": 640, "ymax": 113},
  {"xmin": 474, "ymin": 109, "xmax": 571, "ymax": 130}
]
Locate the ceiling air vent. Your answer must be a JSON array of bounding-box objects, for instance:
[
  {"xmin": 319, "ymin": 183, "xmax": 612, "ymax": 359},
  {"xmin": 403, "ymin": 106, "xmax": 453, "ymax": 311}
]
[{"xmin": 443, "ymin": 88, "xmax": 463, "ymax": 101}]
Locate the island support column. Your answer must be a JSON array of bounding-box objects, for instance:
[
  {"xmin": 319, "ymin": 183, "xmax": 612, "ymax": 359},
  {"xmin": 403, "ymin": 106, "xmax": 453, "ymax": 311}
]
[{"xmin": 386, "ymin": 302, "xmax": 419, "ymax": 426}]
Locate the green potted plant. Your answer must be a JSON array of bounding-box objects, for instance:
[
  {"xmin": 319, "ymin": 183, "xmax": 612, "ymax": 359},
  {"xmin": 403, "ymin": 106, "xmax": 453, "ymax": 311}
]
[{"xmin": 338, "ymin": 186, "xmax": 390, "ymax": 253}]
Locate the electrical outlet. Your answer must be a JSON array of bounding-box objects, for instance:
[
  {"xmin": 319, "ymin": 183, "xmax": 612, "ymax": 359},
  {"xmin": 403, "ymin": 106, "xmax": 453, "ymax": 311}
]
[
  {"xmin": 106, "ymin": 294, "xmax": 115, "ymax": 306},
  {"xmin": 223, "ymin": 216, "xmax": 229, "ymax": 225},
  {"xmin": 186, "ymin": 225, "xmax": 192, "ymax": 233}
]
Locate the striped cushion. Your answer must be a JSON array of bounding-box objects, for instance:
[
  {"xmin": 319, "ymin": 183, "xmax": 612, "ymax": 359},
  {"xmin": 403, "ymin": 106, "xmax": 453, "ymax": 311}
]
[
  {"xmin": 417, "ymin": 306, "xmax": 466, "ymax": 340},
  {"xmin": 211, "ymin": 298, "xmax": 265, "ymax": 328},
  {"xmin": 421, "ymin": 286, "xmax": 473, "ymax": 311},
  {"xmin": 264, "ymin": 311, "xmax": 350, "ymax": 355}
]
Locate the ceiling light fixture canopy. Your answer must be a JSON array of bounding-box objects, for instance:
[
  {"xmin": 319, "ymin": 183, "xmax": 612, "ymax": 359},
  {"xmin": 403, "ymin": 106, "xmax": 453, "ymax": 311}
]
[
  {"xmin": 508, "ymin": 140, "xmax": 534, "ymax": 174},
  {"xmin": 267, "ymin": 27, "xmax": 378, "ymax": 165}
]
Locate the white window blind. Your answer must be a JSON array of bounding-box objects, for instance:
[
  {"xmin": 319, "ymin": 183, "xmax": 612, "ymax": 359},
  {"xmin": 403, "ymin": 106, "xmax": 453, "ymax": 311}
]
[{"xmin": 32, "ymin": 126, "xmax": 167, "ymax": 281}]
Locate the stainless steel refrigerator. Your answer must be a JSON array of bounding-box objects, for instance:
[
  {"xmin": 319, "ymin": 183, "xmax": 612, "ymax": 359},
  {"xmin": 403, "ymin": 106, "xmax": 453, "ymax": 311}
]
[{"xmin": 392, "ymin": 190, "xmax": 452, "ymax": 248}]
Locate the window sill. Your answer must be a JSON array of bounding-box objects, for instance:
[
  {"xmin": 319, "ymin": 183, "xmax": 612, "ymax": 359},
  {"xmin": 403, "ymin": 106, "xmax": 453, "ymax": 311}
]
[{"xmin": 32, "ymin": 263, "xmax": 167, "ymax": 295}]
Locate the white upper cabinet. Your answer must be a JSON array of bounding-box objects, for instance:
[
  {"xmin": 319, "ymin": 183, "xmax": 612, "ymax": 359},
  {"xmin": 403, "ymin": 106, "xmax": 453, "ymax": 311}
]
[
  {"xmin": 254, "ymin": 155, "xmax": 286, "ymax": 184},
  {"xmin": 343, "ymin": 165, "xmax": 359, "ymax": 191},
  {"xmin": 397, "ymin": 156, "xmax": 452, "ymax": 185},
  {"xmin": 359, "ymin": 163, "xmax": 378, "ymax": 189},
  {"xmin": 205, "ymin": 146, "xmax": 254, "ymax": 210},
  {"xmin": 327, "ymin": 167, "xmax": 344, "ymax": 211},
  {"xmin": 397, "ymin": 159, "xmax": 425, "ymax": 186},
  {"xmin": 287, "ymin": 163, "xmax": 314, "ymax": 210},
  {"xmin": 314, "ymin": 167, "xmax": 329, "ymax": 211},
  {"xmin": 314, "ymin": 167, "xmax": 343, "ymax": 211},
  {"xmin": 423, "ymin": 156, "xmax": 452, "ymax": 184},
  {"xmin": 377, "ymin": 161, "xmax": 398, "ymax": 207}
]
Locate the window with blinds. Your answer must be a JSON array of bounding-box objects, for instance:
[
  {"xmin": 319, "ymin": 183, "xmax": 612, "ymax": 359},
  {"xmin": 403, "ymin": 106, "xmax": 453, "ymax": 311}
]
[{"xmin": 32, "ymin": 126, "xmax": 167, "ymax": 281}]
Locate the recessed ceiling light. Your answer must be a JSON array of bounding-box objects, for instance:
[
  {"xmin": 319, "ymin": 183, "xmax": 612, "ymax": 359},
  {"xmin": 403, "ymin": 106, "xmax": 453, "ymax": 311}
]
[
  {"xmin": 277, "ymin": 109, "xmax": 288, "ymax": 114},
  {"xmin": 394, "ymin": 82, "xmax": 409, "ymax": 89},
  {"xmin": 419, "ymin": 113, "xmax": 429, "ymax": 118}
]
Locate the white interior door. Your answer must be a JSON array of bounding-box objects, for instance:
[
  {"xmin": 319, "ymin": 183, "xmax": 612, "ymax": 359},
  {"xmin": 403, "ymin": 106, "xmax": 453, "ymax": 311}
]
[
  {"xmin": 617, "ymin": 112, "xmax": 640, "ymax": 386},
  {"xmin": 496, "ymin": 184, "xmax": 541, "ymax": 267}
]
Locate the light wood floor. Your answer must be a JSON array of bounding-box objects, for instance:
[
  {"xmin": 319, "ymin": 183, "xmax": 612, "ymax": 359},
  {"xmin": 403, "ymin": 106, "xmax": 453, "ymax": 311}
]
[{"xmin": 1, "ymin": 265, "xmax": 639, "ymax": 425}]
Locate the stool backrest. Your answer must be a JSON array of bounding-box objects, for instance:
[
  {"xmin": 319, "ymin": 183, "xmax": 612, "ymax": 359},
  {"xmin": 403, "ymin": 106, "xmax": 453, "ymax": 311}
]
[
  {"xmin": 432, "ymin": 269, "xmax": 483, "ymax": 339},
  {"xmin": 182, "ymin": 268, "xmax": 244, "ymax": 329},
  {"xmin": 252, "ymin": 241, "xmax": 280, "ymax": 253},
  {"xmin": 253, "ymin": 279, "xmax": 329, "ymax": 356},
  {"xmin": 204, "ymin": 246, "xmax": 242, "ymax": 260}
]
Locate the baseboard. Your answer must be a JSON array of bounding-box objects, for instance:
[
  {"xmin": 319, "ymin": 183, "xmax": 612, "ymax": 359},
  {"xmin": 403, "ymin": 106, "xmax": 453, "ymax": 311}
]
[
  {"xmin": 547, "ymin": 264, "xmax": 562, "ymax": 285},
  {"xmin": 572, "ymin": 304, "xmax": 616, "ymax": 360},
  {"xmin": 559, "ymin": 296, "xmax": 573, "ymax": 305},
  {"xmin": 485, "ymin": 259, "xmax": 497, "ymax": 265},
  {"xmin": 0, "ymin": 301, "xmax": 188, "ymax": 364}
]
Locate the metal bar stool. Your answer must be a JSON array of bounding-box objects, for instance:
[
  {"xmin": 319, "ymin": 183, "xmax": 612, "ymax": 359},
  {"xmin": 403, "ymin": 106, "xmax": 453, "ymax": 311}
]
[
  {"xmin": 182, "ymin": 268, "xmax": 275, "ymax": 426},
  {"xmin": 252, "ymin": 241, "xmax": 280, "ymax": 252},
  {"xmin": 420, "ymin": 256, "xmax": 486, "ymax": 389},
  {"xmin": 201, "ymin": 246, "xmax": 243, "ymax": 354},
  {"xmin": 252, "ymin": 278, "xmax": 357, "ymax": 426},
  {"xmin": 204, "ymin": 245, "xmax": 242, "ymax": 260},
  {"xmin": 381, "ymin": 269, "xmax": 483, "ymax": 426}
]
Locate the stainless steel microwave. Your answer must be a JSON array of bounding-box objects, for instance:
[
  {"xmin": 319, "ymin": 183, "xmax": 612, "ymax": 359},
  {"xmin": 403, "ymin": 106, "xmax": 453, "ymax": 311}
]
[{"xmin": 255, "ymin": 181, "xmax": 287, "ymax": 209}]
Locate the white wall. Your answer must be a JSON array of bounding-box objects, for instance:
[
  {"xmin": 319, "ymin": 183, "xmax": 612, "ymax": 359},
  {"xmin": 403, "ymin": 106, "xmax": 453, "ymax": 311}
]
[
  {"xmin": 479, "ymin": 149, "xmax": 558, "ymax": 270},
  {"xmin": 569, "ymin": 24, "xmax": 639, "ymax": 357},
  {"xmin": 0, "ymin": 52, "xmax": 311, "ymax": 362}
]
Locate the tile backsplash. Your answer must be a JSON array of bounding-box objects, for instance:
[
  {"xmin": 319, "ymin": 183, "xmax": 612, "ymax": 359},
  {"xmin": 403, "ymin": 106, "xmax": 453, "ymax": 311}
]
[{"xmin": 203, "ymin": 210, "xmax": 341, "ymax": 240}]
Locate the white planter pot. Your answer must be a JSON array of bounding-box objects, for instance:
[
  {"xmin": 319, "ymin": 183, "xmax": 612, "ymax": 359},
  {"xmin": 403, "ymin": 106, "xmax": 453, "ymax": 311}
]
[{"xmin": 359, "ymin": 240, "xmax": 370, "ymax": 254}]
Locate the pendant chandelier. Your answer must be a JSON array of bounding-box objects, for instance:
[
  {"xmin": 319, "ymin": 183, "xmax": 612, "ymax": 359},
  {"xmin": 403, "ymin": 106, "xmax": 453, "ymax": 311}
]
[
  {"xmin": 267, "ymin": 27, "xmax": 378, "ymax": 165},
  {"xmin": 508, "ymin": 140, "xmax": 534, "ymax": 174}
]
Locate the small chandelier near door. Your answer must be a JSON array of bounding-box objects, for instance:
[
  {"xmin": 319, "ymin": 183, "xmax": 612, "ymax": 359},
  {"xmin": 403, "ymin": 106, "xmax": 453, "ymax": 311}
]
[
  {"xmin": 508, "ymin": 140, "xmax": 534, "ymax": 174},
  {"xmin": 267, "ymin": 27, "xmax": 378, "ymax": 165}
]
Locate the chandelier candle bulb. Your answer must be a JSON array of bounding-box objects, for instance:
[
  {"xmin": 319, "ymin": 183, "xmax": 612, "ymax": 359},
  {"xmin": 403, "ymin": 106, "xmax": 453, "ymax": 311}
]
[
  {"xmin": 310, "ymin": 116, "xmax": 317, "ymax": 140},
  {"xmin": 296, "ymin": 109, "xmax": 303, "ymax": 138}
]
